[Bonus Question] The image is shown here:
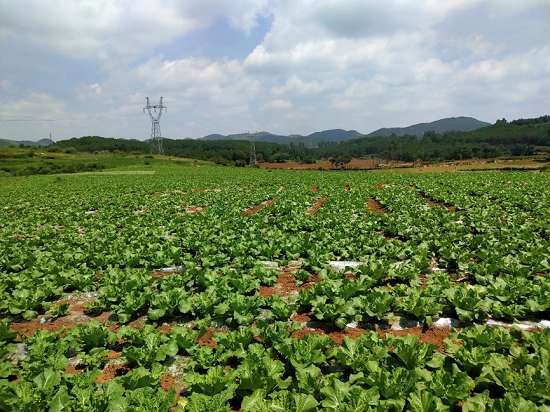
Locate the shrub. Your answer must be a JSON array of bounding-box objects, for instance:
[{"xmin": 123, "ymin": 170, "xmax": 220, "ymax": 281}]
[{"xmin": 46, "ymin": 145, "xmax": 60, "ymax": 153}]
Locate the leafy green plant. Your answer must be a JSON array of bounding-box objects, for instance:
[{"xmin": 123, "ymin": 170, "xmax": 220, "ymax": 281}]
[{"xmin": 117, "ymin": 324, "xmax": 178, "ymax": 368}]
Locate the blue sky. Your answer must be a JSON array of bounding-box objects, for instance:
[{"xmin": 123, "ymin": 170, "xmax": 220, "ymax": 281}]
[{"xmin": 0, "ymin": 0, "xmax": 548, "ymax": 141}]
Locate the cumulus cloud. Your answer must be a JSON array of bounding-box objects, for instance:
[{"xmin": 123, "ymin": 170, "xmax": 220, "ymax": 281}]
[
  {"xmin": 72, "ymin": 83, "xmax": 104, "ymax": 101},
  {"xmin": 0, "ymin": 90, "xmax": 67, "ymax": 118},
  {"xmin": 260, "ymin": 99, "xmax": 293, "ymax": 112},
  {"xmin": 0, "ymin": 0, "xmax": 548, "ymax": 140},
  {"xmin": 271, "ymin": 76, "xmax": 334, "ymax": 96},
  {"xmin": 0, "ymin": 0, "xmax": 268, "ymax": 60}
]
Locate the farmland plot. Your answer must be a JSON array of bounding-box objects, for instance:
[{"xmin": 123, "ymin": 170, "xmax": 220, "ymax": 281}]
[{"xmin": 1, "ymin": 166, "xmax": 549, "ymax": 411}]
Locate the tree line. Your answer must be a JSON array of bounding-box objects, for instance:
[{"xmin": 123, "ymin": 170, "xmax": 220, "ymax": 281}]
[{"xmin": 48, "ymin": 116, "xmax": 549, "ymax": 165}]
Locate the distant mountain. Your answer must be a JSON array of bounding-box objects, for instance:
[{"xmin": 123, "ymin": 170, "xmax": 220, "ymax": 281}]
[
  {"xmin": 202, "ymin": 134, "xmax": 228, "ymax": 141},
  {"xmin": 0, "ymin": 138, "xmax": 51, "ymax": 147},
  {"xmin": 366, "ymin": 117, "xmax": 491, "ymax": 137},
  {"xmin": 306, "ymin": 129, "xmax": 361, "ymax": 141},
  {"xmin": 38, "ymin": 138, "xmax": 54, "ymax": 145},
  {"xmin": 201, "ymin": 132, "xmax": 289, "ymax": 144},
  {"xmin": 0, "ymin": 117, "xmax": 496, "ymax": 149},
  {"xmin": 200, "ymin": 129, "xmax": 360, "ymax": 147}
]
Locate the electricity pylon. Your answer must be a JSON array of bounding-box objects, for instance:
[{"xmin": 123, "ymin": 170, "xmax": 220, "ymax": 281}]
[
  {"xmin": 249, "ymin": 131, "xmax": 257, "ymax": 165},
  {"xmin": 143, "ymin": 96, "xmax": 166, "ymax": 155}
]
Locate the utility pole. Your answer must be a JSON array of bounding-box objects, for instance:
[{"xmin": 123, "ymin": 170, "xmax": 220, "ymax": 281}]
[
  {"xmin": 249, "ymin": 131, "xmax": 257, "ymax": 165},
  {"xmin": 143, "ymin": 97, "xmax": 166, "ymax": 155}
]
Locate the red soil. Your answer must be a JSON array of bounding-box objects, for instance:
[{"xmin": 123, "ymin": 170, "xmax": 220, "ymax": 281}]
[
  {"xmin": 240, "ymin": 199, "xmax": 276, "ymax": 216},
  {"xmin": 258, "ymin": 158, "xmax": 390, "ymax": 170},
  {"xmin": 306, "ymin": 195, "xmax": 328, "ymax": 216},
  {"xmin": 95, "ymin": 363, "xmax": 131, "ymax": 385},
  {"xmin": 366, "ymin": 197, "xmax": 386, "ymax": 214},
  {"xmin": 259, "ymin": 269, "xmax": 322, "ymax": 298}
]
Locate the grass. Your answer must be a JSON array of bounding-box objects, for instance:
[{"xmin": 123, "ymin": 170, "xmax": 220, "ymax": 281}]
[
  {"xmin": 2, "ymin": 146, "xmax": 547, "ymax": 177},
  {"xmin": 0, "ymin": 147, "xmax": 216, "ymax": 176}
]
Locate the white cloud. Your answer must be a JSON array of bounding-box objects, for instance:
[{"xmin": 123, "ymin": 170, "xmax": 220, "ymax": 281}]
[
  {"xmin": 0, "ymin": 90, "xmax": 67, "ymax": 118},
  {"xmin": 271, "ymin": 76, "xmax": 335, "ymax": 96},
  {"xmin": 284, "ymin": 112, "xmax": 310, "ymax": 121},
  {"xmin": 72, "ymin": 83, "xmax": 104, "ymax": 101},
  {"xmin": 462, "ymin": 34, "xmax": 505, "ymax": 59},
  {"xmin": 0, "ymin": 0, "xmax": 269, "ymax": 60},
  {"xmin": 1, "ymin": 0, "xmax": 549, "ymax": 140},
  {"xmin": 260, "ymin": 99, "xmax": 293, "ymax": 112}
]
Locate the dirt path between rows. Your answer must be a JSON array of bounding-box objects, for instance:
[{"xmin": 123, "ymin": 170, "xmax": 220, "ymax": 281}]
[
  {"xmin": 418, "ymin": 193, "xmax": 457, "ymax": 212},
  {"xmin": 240, "ymin": 199, "xmax": 276, "ymax": 216},
  {"xmin": 306, "ymin": 195, "xmax": 328, "ymax": 216},
  {"xmin": 367, "ymin": 197, "xmax": 386, "ymax": 214}
]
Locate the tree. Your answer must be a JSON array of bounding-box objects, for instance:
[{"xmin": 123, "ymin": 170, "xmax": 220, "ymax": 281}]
[
  {"xmin": 337, "ymin": 154, "xmax": 352, "ymax": 168},
  {"xmin": 386, "ymin": 140, "xmax": 402, "ymax": 163},
  {"xmin": 273, "ymin": 152, "xmax": 286, "ymax": 163},
  {"xmin": 423, "ymin": 130, "xmax": 442, "ymax": 143}
]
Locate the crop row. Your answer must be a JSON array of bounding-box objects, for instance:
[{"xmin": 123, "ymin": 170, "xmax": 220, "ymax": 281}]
[
  {"xmin": 1, "ymin": 166, "xmax": 549, "ymax": 410},
  {"xmin": 2, "ymin": 317, "xmax": 549, "ymax": 411}
]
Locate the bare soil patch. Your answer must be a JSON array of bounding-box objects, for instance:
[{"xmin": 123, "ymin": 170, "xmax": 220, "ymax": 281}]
[
  {"xmin": 259, "ymin": 158, "xmax": 383, "ymax": 170},
  {"xmin": 240, "ymin": 198, "xmax": 276, "ymax": 216},
  {"xmin": 177, "ymin": 206, "xmax": 208, "ymax": 216},
  {"xmin": 258, "ymin": 271, "xmax": 322, "ymax": 298},
  {"xmin": 289, "ymin": 323, "xmax": 455, "ymax": 352},
  {"xmin": 198, "ymin": 328, "xmax": 229, "ymax": 349},
  {"xmin": 95, "ymin": 363, "xmax": 131, "ymax": 385},
  {"xmin": 419, "ymin": 193, "xmax": 457, "ymax": 212},
  {"xmin": 291, "ymin": 312, "xmax": 314, "ymax": 322},
  {"xmin": 291, "ymin": 325, "xmax": 372, "ymax": 346},
  {"xmin": 367, "ymin": 197, "xmax": 386, "ymax": 214},
  {"xmin": 382, "ymin": 325, "xmax": 455, "ymax": 353},
  {"xmin": 11, "ymin": 321, "xmax": 78, "ymax": 340},
  {"xmin": 63, "ymin": 365, "xmax": 85, "ymax": 375},
  {"xmin": 306, "ymin": 195, "xmax": 328, "ymax": 216}
]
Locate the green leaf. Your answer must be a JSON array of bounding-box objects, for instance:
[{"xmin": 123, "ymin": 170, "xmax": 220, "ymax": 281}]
[
  {"xmin": 0, "ymin": 319, "xmax": 18, "ymax": 342},
  {"xmin": 407, "ymin": 390, "xmax": 449, "ymax": 412},
  {"xmin": 241, "ymin": 389, "xmax": 269, "ymax": 412},
  {"xmin": 48, "ymin": 385, "xmax": 71, "ymax": 412},
  {"xmin": 34, "ymin": 368, "xmax": 61, "ymax": 392},
  {"xmin": 462, "ymin": 390, "xmax": 491, "ymax": 412},
  {"xmin": 147, "ymin": 308, "xmax": 166, "ymax": 320},
  {"xmin": 492, "ymin": 393, "xmax": 538, "ymax": 412},
  {"xmin": 320, "ymin": 378, "xmax": 350, "ymax": 409},
  {"xmin": 182, "ymin": 389, "xmax": 234, "ymax": 412},
  {"xmin": 22, "ymin": 310, "xmax": 39, "ymax": 320},
  {"xmin": 294, "ymin": 393, "xmax": 319, "ymax": 412}
]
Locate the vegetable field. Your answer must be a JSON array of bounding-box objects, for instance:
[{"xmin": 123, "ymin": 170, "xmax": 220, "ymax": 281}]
[{"xmin": 1, "ymin": 165, "xmax": 549, "ymax": 411}]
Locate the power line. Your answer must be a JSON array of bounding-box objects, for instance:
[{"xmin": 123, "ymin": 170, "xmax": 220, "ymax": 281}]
[{"xmin": 0, "ymin": 113, "xmax": 141, "ymax": 122}]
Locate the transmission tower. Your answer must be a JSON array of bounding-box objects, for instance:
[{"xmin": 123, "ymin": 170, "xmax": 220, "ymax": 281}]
[
  {"xmin": 143, "ymin": 96, "xmax": 166, "ymax": 155},
  {"xmin": 249, "ymin": 131, "xmax": 257, "ymax": 165}
]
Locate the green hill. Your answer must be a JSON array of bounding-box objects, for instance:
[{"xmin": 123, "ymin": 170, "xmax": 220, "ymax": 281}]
[
  {"xmin": 313, "ymin": 116, "xmax": 549, "ymax": 161},
  {"xmin": 366, "ymin": 117, "xmax": 491, "ymax": 137},
  {"xmin": 200, "ymin": 129, "xmax": 361, "ymax": 146}
]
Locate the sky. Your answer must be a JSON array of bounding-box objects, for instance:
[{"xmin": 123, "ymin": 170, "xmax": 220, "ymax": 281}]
[{"xmin": 0, "ymin": 0, "xmax": 549, "ymax": 142}]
